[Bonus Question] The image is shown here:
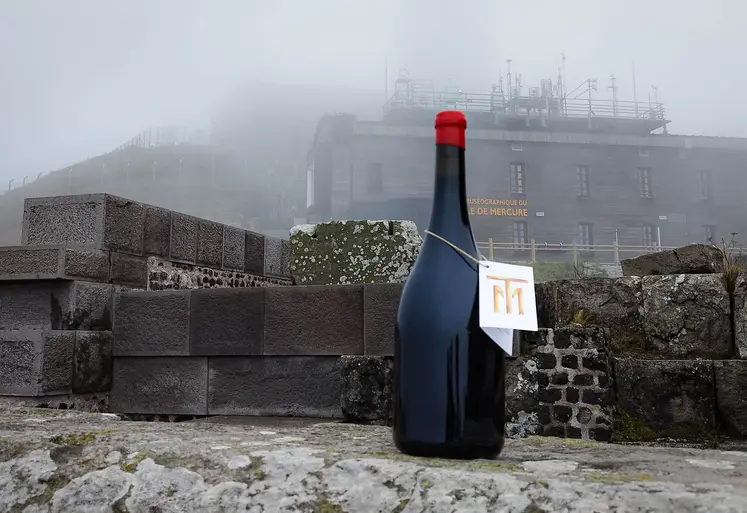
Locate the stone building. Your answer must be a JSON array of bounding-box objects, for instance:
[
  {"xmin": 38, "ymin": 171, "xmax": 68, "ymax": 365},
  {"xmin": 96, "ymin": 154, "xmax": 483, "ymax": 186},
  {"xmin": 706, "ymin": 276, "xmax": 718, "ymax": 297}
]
[{"xmin": 305, "ymin": 71, "xmax": 747, "ymax": 260}]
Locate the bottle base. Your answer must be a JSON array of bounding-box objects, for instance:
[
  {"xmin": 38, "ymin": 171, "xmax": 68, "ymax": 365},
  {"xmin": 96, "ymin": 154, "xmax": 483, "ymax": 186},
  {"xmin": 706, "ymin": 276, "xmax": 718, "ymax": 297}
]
[{"xmin": 394, "ymin": 438, "xmax": 504, "ymax": 461}]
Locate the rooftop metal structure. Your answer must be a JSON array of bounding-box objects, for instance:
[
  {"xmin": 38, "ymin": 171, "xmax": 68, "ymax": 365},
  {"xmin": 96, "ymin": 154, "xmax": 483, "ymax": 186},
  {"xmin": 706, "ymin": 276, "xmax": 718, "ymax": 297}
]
[{"xmin": 382, "ymin": 69, "xmax": 669, "ymax": 135}]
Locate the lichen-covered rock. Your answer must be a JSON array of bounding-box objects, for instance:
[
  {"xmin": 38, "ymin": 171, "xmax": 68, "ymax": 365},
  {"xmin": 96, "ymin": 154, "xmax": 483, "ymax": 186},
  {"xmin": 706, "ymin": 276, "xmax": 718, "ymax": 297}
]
[
  {"xmin": 621, "ymin": 244, "xmax": 724, "ymax": 277},
  {"xmin": 289, "ymin": 220, "xmax": 422, "ymax": 285},
  {"xmin": 505, "ymin": 358, "xmax": 542, "ymax": 438},
  {"xmin": 713, "ymin": 360, "xmax": 747, "ymax": 437},
  {"xmin": 642, "ymin": 274, "xmax": 732, "ymax": 359},
  {"xmin": 614, "ymin": 359, "xmax": 716, "ymax": 442},
  {"xmin": 340, "ymin": 356, "xmax": 393, "ymax": 425},
  {"xmin": 2, "ymin": 407, "xmax": 747, "ymax": 512}
]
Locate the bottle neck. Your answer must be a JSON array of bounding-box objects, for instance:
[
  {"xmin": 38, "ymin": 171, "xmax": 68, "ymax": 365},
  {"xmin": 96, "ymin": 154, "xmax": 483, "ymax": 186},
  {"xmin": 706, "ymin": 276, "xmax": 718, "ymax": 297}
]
[{"xmin": 427, "ymin": 144, "xmax": 474, "ymax": 249}]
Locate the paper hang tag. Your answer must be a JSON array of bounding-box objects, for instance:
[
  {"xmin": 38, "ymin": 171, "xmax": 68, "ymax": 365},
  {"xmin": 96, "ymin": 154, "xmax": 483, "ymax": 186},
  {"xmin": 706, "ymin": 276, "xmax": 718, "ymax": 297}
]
[{"xmin": 478, "ymin": 260, "xmax": 539, "ymax": 356}]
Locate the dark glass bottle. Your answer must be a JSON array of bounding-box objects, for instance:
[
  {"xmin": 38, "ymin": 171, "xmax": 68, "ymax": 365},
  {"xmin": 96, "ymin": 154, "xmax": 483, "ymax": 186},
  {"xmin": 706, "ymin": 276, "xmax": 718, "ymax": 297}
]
[{"xmin": 393, "ymin": 110, "xmax": 506, "ymax": 460}]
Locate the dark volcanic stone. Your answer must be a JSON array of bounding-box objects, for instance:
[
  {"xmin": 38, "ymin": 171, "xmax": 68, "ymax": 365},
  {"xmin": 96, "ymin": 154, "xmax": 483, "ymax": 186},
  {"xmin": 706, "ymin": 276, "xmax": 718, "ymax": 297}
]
[
  {"xmin": 621, "ymin": 244, "xmax": 723, "ymax": 277},
  {"xmin": 340, "ymin": 355, "xmax": 393, "ymax": 425}
]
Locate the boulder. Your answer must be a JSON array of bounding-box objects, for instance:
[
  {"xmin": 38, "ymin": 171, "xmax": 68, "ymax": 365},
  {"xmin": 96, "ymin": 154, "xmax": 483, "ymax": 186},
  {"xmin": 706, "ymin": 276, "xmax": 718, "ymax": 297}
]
[
  {"xmin": 730, "ymin": 273, "xmax": 747, "ymax": 358},
  {"xmin": 2, "ymin": 407, "xmax": 747, "ymax": 511},
  {"xmin": 621, "ymin": 244, "xmax": 723, "ymax": 277},
  {"xmin": 340, "ymin": 356, "xmax": 392, "ymax": 425},
  {"xmin": 289, "ymin": 220, "xmax": 422, "ymax": 285},
  {"xmin": 642, "ymin": 274, "xmax": 732, "ymax": 359}
]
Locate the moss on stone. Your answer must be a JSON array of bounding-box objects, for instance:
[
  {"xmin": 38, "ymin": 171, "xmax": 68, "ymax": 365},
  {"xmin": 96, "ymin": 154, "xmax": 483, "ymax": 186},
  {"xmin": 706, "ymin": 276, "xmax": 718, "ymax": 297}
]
[
  {"xmin": 362, "ymin": 450, "xmax": 519, "ymax": 472},
  {"xmin": 612, "ymin": 409, "xmax": 659, "ymax": 442},
  {"xmin": 522, "ymin": 501, "xmax": 548, "ymax": 513},
  {"xmin": 391, "ymin": 499, "xmax": 409, "ymax": 513},
  {"xmin": 583, "ymin": 471, "xmax": 652, "ymax": 483},
  {"xmin": 14, "ymin": 471, "xmax": 70, "ymax": 511},
  {"xmin": 314, "ymin": 491, "xmax": 346, "ymax": 512}
]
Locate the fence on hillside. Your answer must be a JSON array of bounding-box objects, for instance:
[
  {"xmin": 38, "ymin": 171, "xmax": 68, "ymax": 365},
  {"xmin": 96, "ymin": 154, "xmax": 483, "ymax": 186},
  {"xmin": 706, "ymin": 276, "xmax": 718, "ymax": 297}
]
[{"xmin": 476, "ymin": 239, "xmax": 680, "ymax": 265}]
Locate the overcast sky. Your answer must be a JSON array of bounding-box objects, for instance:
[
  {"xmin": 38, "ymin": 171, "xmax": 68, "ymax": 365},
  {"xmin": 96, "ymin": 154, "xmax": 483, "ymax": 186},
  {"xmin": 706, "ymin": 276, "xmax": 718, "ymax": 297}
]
[{"xmin": 0, "ymin": 0, "xmax": 744, "ymax": 185}]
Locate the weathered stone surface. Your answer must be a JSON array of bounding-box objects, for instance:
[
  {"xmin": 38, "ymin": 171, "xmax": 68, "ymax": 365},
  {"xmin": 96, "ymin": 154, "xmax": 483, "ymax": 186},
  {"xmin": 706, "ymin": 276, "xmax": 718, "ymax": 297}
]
[
  {"xmin": 0, "ymin": 246, "xmax": 110, "ymax": 283},
  {"xmin": 340, "ymin": 355, "xmax": 393, "ymax": 424},
  {"xmin": 714, "ymin": 360, "xmax": 747, "ymax": 437},
  {"xmin": 170, "ymin": 213, "xmax": 198, "ymax": 263},
  {"xmin": 621, "ymin": 244, "xmax": 724, "ymax": 276},
  {"xmin": 222, "ymin": 225, "xmax": 245, "ymax": 271},
  {"xmin": 363, "ymin": 283, "xmax": 402, "ymax": 356},
  {"xmin": 208, "ymin": 357, "xmax": 342, "ymax": 417},
  {"xmin": 189, "ymin": 288, "xmax": 264, "ymax": 355},
  {"xmin": 505, "ymin": 357, "xmax": 542, "ymax": 438},
  {"xmin": 550, "ymin": 277, "xmax": 643, "ymax": 329},
  {"xmin": 0, "ymin": 330, "xmax": 75, "ymax": 396},
  {"xmin": 614, "ymin": 359, "xmax": 716, "ymax": 441},
  {"xmin": 244, "ymin": 231, "xmax": 265, "ymax": 275},
  {"xmin": 731, "ymin": 273, "xmax": 747, "ymax": 359},
  {"xmin": 112, "ymin": 291, "xmax": 191, "ymax": 356},
  {"xmin": 289, "ymin": 220, "xmax": 422, "ymax": 285},
  {"xmin": 263, "ymin": 236, "xmax": 283, "ymax": 277},
  {"xmin": 263, "ymin": 285, "xmax": 363, "ymax": 355},
  {"xmin": 2, "ymin": 408, "xmax": 747, "ymax": 512},
  {"xmin": 642, "ymin": 274, "xmax": 732, "ymax": 359},
  {"xmin": 196, "ymin": 220, "xmax": 223, "ymax": 267},
  {"xmin": 73, "ymin": 331, "xmax": 113, "ymax": 394},
  {"xmin": 143, "ymin": 205, "xmax": 171, "ymax": 257},
  {"xmin": 109, "ymin": 252, "xmax": 147, "ymax": 287},
  {"xmin": 22, "ymin": 194, "xmax": 146, "ymax": 255},
  {"xmin": 110, "ymin": 357, "xmax": 208, "ymax": 415}
]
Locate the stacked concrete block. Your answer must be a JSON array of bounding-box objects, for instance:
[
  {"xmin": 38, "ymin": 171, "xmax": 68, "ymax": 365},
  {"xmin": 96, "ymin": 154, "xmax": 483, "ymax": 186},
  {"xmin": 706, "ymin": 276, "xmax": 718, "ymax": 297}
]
[
  {"xmin": 19, "ymin": 193, "xmax": 292, "ymax": 288},
  {"xmin": 108, "ymin": 284, "xmax": 377, "ymax": 417}
]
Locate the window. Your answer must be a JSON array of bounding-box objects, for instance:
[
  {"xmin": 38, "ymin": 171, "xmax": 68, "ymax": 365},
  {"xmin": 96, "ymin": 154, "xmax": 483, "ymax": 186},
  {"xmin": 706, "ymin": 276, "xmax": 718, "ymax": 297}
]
[
  {"xmin": 578, "ymin": 223, "xmax": 593, "ymax": 247},
  {"xmin": 638, "ymin": 167, "xmax": 652, "ymax": 198},
  {"xmin": 642, "ymin": 224, "xmax": 656, "ymax": 247},
  {"xmin": 704, "ymin": 225, "xmax": 716, "ymax": 242},
  {"xmin": 577, "ymin": 165, "xmax": 589, "ymax": 197},
  {"xmin": 366, "ymin": 163, "xmax": 383, "ymax": 193},
  {"xmin": 699, "ymin": 171, "xmax": 711, "ymax": 201},
  {"xmin": 512, "ymin": 221, "xmax": 528, "ymax": 248},
  {"xmin": 639, "ymin": 148, "xmax": 649, "ymax": 158},
  {"xmin": 511, "ymin": 142, "xmax": 523, "ymax": 152},
  {"xmin": 510, "ymin": 163, "xmax": 525, "ymax": 194}
]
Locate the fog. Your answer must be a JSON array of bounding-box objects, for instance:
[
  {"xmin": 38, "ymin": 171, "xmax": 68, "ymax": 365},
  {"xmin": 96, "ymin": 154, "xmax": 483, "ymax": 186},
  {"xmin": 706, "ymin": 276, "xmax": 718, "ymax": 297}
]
[{"xmin": 0, "ymin": 0, "xmax": 745, "ymax": 214}]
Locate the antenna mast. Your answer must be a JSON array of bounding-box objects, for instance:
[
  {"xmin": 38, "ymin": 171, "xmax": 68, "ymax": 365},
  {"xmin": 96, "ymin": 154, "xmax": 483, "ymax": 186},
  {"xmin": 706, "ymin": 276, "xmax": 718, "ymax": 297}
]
[{"xmin": 609, "ymin": 74, "xmax": 618, "ymax": 117}]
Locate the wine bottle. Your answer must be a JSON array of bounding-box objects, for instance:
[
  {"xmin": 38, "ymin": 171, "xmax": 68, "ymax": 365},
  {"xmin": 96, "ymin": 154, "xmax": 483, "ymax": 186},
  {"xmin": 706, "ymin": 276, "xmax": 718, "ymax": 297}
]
[{"xmin": 393, "ymin": 110, "xmax": 506, "ymax": 460}]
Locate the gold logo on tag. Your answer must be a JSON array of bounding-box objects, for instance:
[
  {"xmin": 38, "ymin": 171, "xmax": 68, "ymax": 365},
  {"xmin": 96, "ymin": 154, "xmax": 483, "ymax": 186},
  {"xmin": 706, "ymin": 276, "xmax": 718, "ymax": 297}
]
[{"xmin": 487, "ymin": 276, "xmax": 528, "ymax": 315}]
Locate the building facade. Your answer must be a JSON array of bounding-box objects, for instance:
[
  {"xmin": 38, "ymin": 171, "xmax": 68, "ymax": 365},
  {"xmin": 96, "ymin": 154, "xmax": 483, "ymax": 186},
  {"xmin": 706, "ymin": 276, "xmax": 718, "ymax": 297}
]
[{"xmin": 306, "ymin": 73, "xmax": 747, "ymax": 260}]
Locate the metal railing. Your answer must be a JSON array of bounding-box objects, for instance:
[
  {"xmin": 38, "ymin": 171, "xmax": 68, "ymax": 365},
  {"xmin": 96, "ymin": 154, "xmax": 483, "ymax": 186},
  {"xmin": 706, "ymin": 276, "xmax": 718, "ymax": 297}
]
[
  {"xmin": 113, "ymin": 126, "xmax": 211, "ymax": 152},
  {"xmin": 383, "ymin": 89, "xmax": 666, "ymax": 122},
  {"xmin": 476, "ymin": 238, "xmax": 679, "ymax": 265}
]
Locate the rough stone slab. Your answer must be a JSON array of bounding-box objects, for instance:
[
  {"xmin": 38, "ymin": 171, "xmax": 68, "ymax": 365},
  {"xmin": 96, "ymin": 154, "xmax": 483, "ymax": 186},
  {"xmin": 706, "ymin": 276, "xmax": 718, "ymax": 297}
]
[
  {"xmin": 112, "ymin": 291, "xmax": 191, "ymax": 356},
  {"xmin": 0, "ymin": 330, "xmax": 75, "ymax": 396},
  {"xmin": 66, "ymin": 281, "xmax": 115, "ymax": 330},
  {"xmin": 189, "ymin": 288, "xmax": 264, "ymax": 355},
  {"xmin": 0, "ymin": 246, "xmax": 62, "ymax": 279},
  {"xmin": 143, "ymin": 206, "xmax": 171, "ymax": 257},
  {"xmin": 614, "ymin": 359, "xmax": 716, "ymax": 441},
  {"xmin": 196, "ymin": 219, "xmax": 223, "ymax": 267},
  {"xmin": 534, "ymin": 281, "xmax": 558, "ymax": 328},
  {"xmin": 208, "ymin": 356, "xmax": 342, "ymax": 417},
  {"xmin": 0, "ymin": 246, "xmax": 110, "ymax": 283},
  {"xmin": 170, "ymin": 212, "xmax": 198, "ymax": 263},
  {"xmin": 621, "ymin": 244, "xmax": 724, "ymax": 276},
  {"xmin": 110, "ymin": 356, "xmax": 208, "ymax": 415},
  {"xmin": 2, "ymin": 409, "xmax": 747, "ymax": 512},
  {"xmin": 222, "ymin": 225, "xmax": 245, "ymax": 271},
  {"xmin": 340, "ymin": 355, "xmax": 393, "ymax": 424},
  {"xmin": 263, "ymin": 236, "xmax": 283, "ymax": 277},
  {"xmin": 244, "ymin": 231, "xmax": 265, "ymax": 275},
  {"xmin": 363, "ymin": 283, "xmax": 402, "ymax": 356},
  {"xmin": 714, "ymin": 360, "xmax": 747, "ymax": 437},
  {"xmin": 280, "ymin": 239, "xmax": 292, "ymax": 278},
  {"xmin": 642, "ymin": 274, "xmax": 732, "ymax": 359},
  {"xmin": 73, "ymin": 331, "xmax": 113, "ymax": 394},
  {"xmin": 289, "ymin": 220, "xmax": 422, "ymax": 285},
  {"xmin": 109, "ymin": 252, "xmax": 147, "ymax": 287},
  {"xmin": 551, "ymin": 277, "xmax": 643, "ymax": 329},
  {"xmin": 263, "ymin": 285, "xmax": 364, "ymax": 355},
  {"xmin": 731, "ymin": 273, "xmax": 747, "ymax": 359},
  {"xmin": 101, "ymin": 195, "xmax": 145, "ymax": 255},
  {"xmin": 22, "ymin": 194, "xmax": 146, "ymax": 255},
  {"xmin": 22, "ymin": 194, "xmax": 103, "ymax": 247},
  {"xmin": 0, "ymin": 281, "xmax": 72, "ymax": 330},
  {"xmin": 505, "ymin": 357, "xmax": 542, "ymax": 438}
]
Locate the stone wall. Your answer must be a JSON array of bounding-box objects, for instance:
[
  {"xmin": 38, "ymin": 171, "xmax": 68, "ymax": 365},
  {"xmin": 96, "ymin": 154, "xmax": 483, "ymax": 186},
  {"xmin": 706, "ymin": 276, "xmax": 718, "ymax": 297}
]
[{"xmin": 0, "ymin": 193, "xmax": 293, "ymax": 407}]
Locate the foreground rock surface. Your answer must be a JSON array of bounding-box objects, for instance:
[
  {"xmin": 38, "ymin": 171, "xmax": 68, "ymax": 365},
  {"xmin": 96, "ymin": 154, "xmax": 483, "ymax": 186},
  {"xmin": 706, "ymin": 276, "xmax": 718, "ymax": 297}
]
[
  {"xmin": 2, "ymin": 408, "xmax": 747, "ymax": 512},
  {"xmin": 621, "ymin": 244, "xmax": 723, "ymax": 277}
]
